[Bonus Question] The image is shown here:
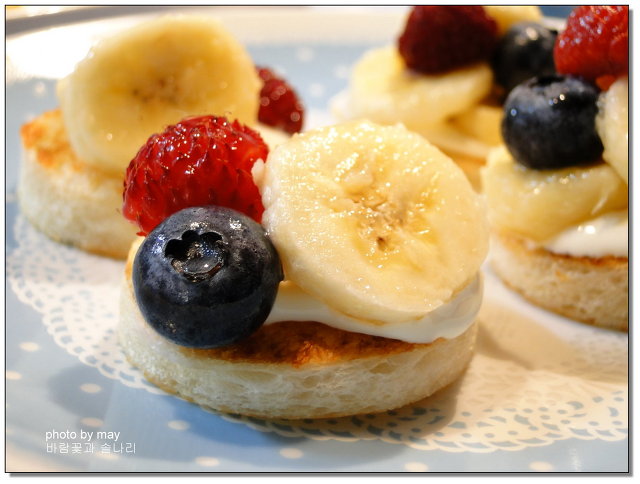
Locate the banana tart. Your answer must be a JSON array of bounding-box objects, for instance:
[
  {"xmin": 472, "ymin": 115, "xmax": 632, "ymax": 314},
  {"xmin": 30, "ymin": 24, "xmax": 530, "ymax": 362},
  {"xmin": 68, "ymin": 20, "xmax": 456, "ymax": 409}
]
[
  {"xmin": 119, "ymin": 119, "xmax": 490, "ymax": 419},
  {"xmin": 481, "ymin": 7, "xmax": 629, "ymax": 330},
  {"xmin": 335, "ymin": 5, "xmax": 549, "ymax": 189},
  {"xmin": 19, "ymin": 15, "xmax": 294, "ymax": 259}
]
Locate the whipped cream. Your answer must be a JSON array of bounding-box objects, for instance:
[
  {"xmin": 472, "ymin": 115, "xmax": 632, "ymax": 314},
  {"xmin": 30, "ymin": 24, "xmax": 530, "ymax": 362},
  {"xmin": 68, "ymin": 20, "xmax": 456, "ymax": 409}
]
[
  {"xmin": 542, "ymin": 210, "xmax": 628, "ymax": 258},
  {"xmin": 264, "ymin": 276, "xmax": 482, "ymax": 344}
]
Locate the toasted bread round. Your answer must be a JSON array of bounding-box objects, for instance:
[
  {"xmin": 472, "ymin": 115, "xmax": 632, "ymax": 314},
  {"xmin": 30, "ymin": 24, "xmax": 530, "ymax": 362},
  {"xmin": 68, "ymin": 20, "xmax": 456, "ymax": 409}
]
[
  {"xmin": 18, "ymin": 109, "xmax": 138, "ymax": 259},
  {"xmin": 18, "ymin": 110, "xmax": 290, "ymax": 260},
  {"xmin": 490, "ymin": 231, "xmax": 628, "ymax": 331},
  {"xmin": 119, "ymin": 241, "xmax": 478, "ymax": 419}
]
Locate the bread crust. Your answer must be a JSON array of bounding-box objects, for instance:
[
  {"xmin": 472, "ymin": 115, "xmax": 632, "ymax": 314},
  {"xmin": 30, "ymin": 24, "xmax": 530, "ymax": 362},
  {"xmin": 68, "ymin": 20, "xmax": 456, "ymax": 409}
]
[
  {"xmin": 491, "ymin": 230, "xmax": 628, "ymax": 331},
  {"xmin": 119, "ymin": 241, "xmax": 478, "ymax": 419},
  {"xmin": 19, "ymin": 109, "xmax": 137, "ymax": 259}
]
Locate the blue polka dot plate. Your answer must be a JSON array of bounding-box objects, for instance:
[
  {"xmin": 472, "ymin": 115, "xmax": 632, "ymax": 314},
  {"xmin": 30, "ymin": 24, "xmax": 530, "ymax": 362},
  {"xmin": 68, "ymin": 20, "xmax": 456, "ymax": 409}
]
[{"xmin": 6, "ymin": 6, "xmax": 628, "ymax": 473}]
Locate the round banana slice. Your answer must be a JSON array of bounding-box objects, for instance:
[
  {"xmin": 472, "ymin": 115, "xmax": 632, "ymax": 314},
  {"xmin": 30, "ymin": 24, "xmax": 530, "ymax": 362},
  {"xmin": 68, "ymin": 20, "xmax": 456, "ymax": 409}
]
[
  {"xmin": 58, "ymin": 15, "xmax": 260, "ymax": 176},
  {"xmin": 348, "ymin": 46, "xmax": 493, "ymax": 132},
  {"xmin": 481, "ymin": 146, "xmax": 628, "ymax": 241},
  {"xmin": 596, "ymin": 77, "xmax": 628, "ymax": 184},
  {"xmin": 449, "ymin": 103, "xmax": 503, "ymax": 148},
  {"xmin": 257, "ymin": 120, "xmax": 489, "ymax": 325}
]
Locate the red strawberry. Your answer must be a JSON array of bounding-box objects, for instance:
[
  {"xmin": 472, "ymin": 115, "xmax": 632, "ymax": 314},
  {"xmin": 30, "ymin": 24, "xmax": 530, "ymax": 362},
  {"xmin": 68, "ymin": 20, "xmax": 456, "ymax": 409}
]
[
  {"xmin": 397, "ymin": 6, "xmax": 498, "ymax": 74},
  {"xmin": 257, "ymin": 66, "xmax": 304, "ymax": 134},
  {"xmin": 123, "ymin": 115, "xmax": 268, "ymax": 236},
  {"xmin": 554, "ymin": 6, "xmax": 628, "ymax": 86}
]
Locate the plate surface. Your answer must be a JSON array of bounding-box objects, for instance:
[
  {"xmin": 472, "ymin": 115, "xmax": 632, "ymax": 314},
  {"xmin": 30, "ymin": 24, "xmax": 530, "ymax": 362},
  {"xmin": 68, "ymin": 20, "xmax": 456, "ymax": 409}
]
[{"xmin": 5, "ymin": 6, "xmax": 628, "ymax": 473}]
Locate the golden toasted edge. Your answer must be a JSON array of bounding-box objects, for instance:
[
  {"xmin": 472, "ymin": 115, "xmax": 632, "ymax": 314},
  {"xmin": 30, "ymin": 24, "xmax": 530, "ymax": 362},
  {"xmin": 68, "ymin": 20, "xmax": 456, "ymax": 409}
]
[{"xmin": 19, "ymin": 109, "xmax": 137, "ymax": 259}]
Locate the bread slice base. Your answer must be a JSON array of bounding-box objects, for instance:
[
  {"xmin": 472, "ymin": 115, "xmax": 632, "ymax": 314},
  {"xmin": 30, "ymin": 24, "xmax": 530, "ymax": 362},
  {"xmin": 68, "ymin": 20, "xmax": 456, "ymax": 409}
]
[
  {"xmin": 490, "ymin": 231, "xmax": 628, "ymax": 331},
  {"xmin": 119, "ymin": 243, "xmax": 478, "ymax": 419},
  {"xmin": 18, "ymin": 109, "xmax": 138, "ymax": 259}
]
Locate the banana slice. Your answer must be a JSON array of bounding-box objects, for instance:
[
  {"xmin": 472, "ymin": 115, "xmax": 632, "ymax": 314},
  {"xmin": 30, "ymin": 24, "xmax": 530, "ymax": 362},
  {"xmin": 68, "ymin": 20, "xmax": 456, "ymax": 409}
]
[
  {"xmin": 349, "ymin": 46, "xmax": 493, "ymax": 132},
  {"xmin": 596, "ymin": 77, "xmax": 628, "ymax": 184},
  {"xmin": 481, "ymin": 146, "xmax": 628, "ymax": 241},
  {"xmin": 449, "ymin": 103, "xmax": 503, "ymax": 148},
  {"xmin": 418, "ymin": 102, "xmax": 503, "ymax": 161},
  {"xmin": 58, "ymin": 15, "xmax": 260, "ymax": 176},
  {"xmin": 483, "ymin": 5, "xmax": 542, "ymax": 34},
  {"xmin": 256, "ymin": 120, "xmax": 489, "ymax": 325}
]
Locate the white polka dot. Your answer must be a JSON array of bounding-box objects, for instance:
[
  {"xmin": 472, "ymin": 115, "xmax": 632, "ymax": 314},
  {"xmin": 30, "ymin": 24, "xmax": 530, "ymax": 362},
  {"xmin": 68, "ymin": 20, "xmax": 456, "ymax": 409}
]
[
  {"xmin": 168, "ymin": 420, "xmax": 190, "ymax": 431},
  {"xmin": 273, "ymin": 65, "xmax": 287, "ymax": 76},
  {"xmin": 20, "ymin": 342, "xmax": 40, "ymax": 352},
  {"xmin": 280, "ymin": 447, "xmax": 303, "ymax": 459},
  {"xmin": 529, "ymin": 461, "xmax": 554, "ymax": 472},
  {"xmin": 333, "ymin": 64, "xmax": 350, "ymax": 79},
  {"xmin": 80, "ymin": 417, "xmax": 104, "ymax": 428},
  {"xmin": 80, "ymin": 383, "xmax": 102, "ymax": 394},
  {"xmin": 296, "ymin": 46, "xmax": 314, "ymax": 62},
  {"xmin": 195, "ymin": 456, "xmax": 220, "ymax": 467},
  {"xmin": 6, "ymin": 371, "xmax": 22, "ymax": 380},
  {"xmin": 405, "ymin": 462, "xmax": 428, "ymax": 472},
  {"xmin": 33, "ymin": 81, "xmax": 47, "ymax": 97},
  {"xmin": 309, "ymin": 83, "xmax": 325, "ymax": 98}
]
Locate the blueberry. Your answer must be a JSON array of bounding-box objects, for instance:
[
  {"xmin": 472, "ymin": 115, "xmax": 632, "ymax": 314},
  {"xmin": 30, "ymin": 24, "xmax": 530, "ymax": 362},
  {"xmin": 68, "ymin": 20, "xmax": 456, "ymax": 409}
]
[
  {"xmin": 132, "ymin": 206, "xmax": 283, "ymax": 348},
  {"xmin": 502, "ymin": 75, "xmax": 603, "ymax": 170},
  {"xmin": 492, "ymin": 22, "xmax": 558, "ymax": 94}
]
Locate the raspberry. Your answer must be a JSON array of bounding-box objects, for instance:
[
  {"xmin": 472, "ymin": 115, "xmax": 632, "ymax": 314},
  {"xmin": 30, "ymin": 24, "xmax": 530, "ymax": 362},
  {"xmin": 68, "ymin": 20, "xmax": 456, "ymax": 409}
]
[
  {"xmin": 257, "ymin": 66, "xmax": 304, "ymax": 134},
  {"xmin": 397, "ymin": 6, "xmax": 498, "ymax": 74},
  {"xmin": 123, "ymin": 115, "xmax": 268, "ymax": 236},
  {"xmin": 554, "ymin": 6, "xmax": 628, "ymax": 84}
]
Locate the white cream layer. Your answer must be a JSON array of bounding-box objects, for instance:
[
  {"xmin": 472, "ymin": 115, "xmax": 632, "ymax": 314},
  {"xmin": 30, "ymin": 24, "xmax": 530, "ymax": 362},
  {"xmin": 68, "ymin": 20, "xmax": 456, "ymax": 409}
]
[
  {"xmin": 542, "ymin": 210, "xmax": 628, "ymax": 258},
  {"xmin": 264, "ymin": 276, "xmax": 482, "ymax": 344}
]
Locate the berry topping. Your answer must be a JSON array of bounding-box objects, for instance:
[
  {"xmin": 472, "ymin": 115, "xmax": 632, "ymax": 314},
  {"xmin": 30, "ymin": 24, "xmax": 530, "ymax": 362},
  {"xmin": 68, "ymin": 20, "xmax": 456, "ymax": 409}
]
[
  {"xmin": 502, "ymin": 75, "xmax": 603, "ymax": 170},
  {"xmin": 398, "ymin": 6, "xmax": 498, "ymax": 74},
  {"xmin": 123, "ymin": 115, "xmax": 268, "ymax": 236},
  {"xmin": 554, "ymin": 6, "xmax": 628, "ymax": 85},
  {"xmin": 492, "ymin": 22, "xmax": 557, "ymax": 94},
  {"xmin": 133, "ymin": 206, "xmax": 283, "ymax": 348},
  {"xmin": 257, "ymin": 66, "xmax": 304, "ymax": 134}
]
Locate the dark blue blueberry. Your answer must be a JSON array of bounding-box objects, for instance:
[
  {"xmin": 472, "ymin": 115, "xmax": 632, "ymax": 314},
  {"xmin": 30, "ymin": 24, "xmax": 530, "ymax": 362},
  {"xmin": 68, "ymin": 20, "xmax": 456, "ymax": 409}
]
[
  {"xmin": 502, "ymin": 75, "xmax": 603, "ymax": 170},
  {"xmin": 132, "ymin": 206, "xmax": 283, "ymax": 348},
  {"xmin": 492, "ymin": 22, "xmax": 558, "ymax": 94}
]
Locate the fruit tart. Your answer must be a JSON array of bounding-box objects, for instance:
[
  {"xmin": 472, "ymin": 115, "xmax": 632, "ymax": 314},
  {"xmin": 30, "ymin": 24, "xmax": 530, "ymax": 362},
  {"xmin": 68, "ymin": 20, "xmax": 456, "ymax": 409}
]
[
  {"xmin": 18, "ymin": 15, "xmax": 302, "ymax": 259},
  {"xmin": 118, "ymin": 116, "xmax": 489, "ymax": 419},
  {"xmin": 336, "ymin": 5, "xmax": 563, "ymax": 189},
  {"xmin": 481, "ymin": 6, "xmax": 629, "ymax": 330}
]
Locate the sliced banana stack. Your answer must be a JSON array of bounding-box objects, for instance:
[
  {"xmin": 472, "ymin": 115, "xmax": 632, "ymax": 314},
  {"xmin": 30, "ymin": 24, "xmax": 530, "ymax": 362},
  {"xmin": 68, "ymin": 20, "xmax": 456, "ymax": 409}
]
[
  {"xmin": 482, "ymin": 146, "xmax": 628, "ymax": 241},
  {"xmin": 342, "ymin": 6, "xmax": 546, "ymax": 166},
  {"xmin": 349, "ymin": 46, "xmax": 493, "ymax": 133},
  {"xmin": 256, "ymin": 120, "xmax": 489, "ymax": 325},
  {"xmin": 58, "ymin": 15, "xmax": 260, "ymax": 176}
]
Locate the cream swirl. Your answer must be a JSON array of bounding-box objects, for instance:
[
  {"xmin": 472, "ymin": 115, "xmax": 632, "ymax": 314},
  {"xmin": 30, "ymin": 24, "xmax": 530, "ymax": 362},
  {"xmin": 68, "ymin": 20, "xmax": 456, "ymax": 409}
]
[
  {"xmin": 542, "ymin": 210, "xmax": 628, "ymax": 258},
  {"xmin": 265, "ymin": 276, "xmax": 482, "ymax": 343}
]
